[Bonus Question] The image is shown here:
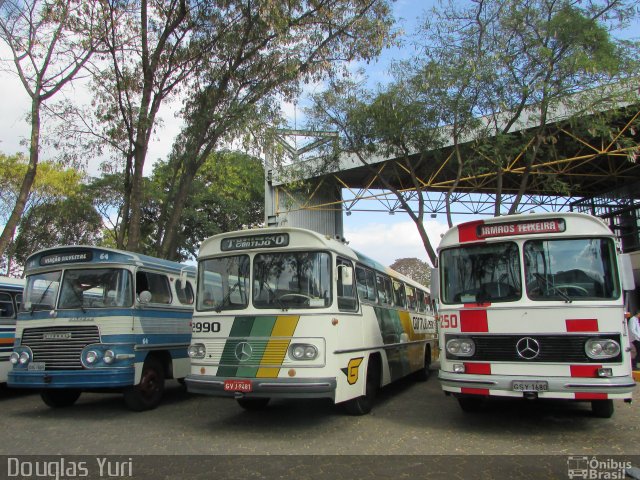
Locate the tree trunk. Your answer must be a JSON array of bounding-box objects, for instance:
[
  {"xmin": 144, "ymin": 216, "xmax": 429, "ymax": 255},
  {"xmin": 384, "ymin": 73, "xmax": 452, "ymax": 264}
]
[{"xmin": 0, "ymin": 98, "xmax": 41, "ymax": 257}]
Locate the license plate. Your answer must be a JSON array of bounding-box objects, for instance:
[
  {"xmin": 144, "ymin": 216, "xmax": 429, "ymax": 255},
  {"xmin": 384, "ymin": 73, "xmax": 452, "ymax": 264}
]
[
  {"xmin": 28, "ymin": 362, "xmax": 45, "ymax": 371},
  {"xmin": 512, "ymin": 380, "xmax": 548, "ymax": 392},
  {"xmin": 224, "ymin": 379, "xmax": 252, "ymax": 392}
]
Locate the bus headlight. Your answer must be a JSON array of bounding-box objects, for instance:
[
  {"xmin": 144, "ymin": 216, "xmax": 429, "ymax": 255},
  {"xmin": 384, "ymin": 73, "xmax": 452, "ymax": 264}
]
[
  {"xmin": 446, "ymin": 338, "xmax": 475, "ymax": 357},
  {"xmin": 289, "ymin": 344, "xmax": 318, "ymax": 360},
  {"xmin": 188, "ymin": 343, "xmax": 206, "ymax": 359},
  {"xmin": 19, "ymin": 351, "xmax": 30, "ymax": 365},
  {"xmin": 585, "ymin": 338, "xmax": 620, "ymax": 359},
  {"xmin": 85, "ymin": 350, "xmax": 100, "ymax": 364},
  {"xmin": 9, "ymin": 352, "xmax": 20, "ymax": 365},
  {"xmin": 103, "ymin": 350, "xmax": 115, "ymax": 364}
]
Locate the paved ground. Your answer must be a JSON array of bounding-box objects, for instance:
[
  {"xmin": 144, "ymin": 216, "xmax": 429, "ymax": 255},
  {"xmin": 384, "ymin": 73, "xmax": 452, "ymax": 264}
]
[{"xmin": 0, "ymin": 368, "xmax": 638, "ymax": 478}]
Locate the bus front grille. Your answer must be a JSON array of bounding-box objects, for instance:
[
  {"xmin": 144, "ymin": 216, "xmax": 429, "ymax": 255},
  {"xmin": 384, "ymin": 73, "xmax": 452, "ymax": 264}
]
[
  {"xmin": 446, "ymin": 334, "xmax": 622, "ymax": 363},
  {"xmin": 21, "ymin": 326, "xmax": 100, "ymax": 370}
]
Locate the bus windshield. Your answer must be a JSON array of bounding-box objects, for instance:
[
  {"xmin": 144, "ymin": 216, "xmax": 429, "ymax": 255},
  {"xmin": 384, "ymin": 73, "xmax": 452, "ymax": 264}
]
[
  {"xmin": 22, "ymin": 271, "xmax": 61, "ymax": 312},
  {"xmin": 524, "ymin": 238, "xmax": 619, "ymax": 301},
  {"xmin": 198, "ymin": 255, "xmax": 250, "ymax": 311},
  {"xmin": 441, "ymin": 242, "xmax": 521, "ymax": 304},
  {"xmin": 253, "ymin": 252, "xmax": 331, "ymax": 309},
  {"xmin": 58, "ymin": 268, "xmax": 132, "ymax": 309}
]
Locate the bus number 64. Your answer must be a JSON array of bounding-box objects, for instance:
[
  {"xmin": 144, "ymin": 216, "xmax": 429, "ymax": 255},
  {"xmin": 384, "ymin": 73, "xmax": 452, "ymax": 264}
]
[{"xmin": 440, "ymin": 314, "xmax": 458, "ymax": 329}]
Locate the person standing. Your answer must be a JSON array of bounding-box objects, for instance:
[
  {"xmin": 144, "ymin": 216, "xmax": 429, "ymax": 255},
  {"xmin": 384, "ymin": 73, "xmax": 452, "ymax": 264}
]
[{"xmin": 629, "ymin": 311, "xmax": 640, "ymax": 370}]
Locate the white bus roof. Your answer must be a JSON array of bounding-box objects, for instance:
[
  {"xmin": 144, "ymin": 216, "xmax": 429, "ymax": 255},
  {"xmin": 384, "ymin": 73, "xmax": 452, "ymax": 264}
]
[
  {"xmin": 0, "ymin": 276, "xmax": 25, "ymax": 289},
  {"xmin": 438, "ymin": 212, "xmax": 613, "ymax": 251},
  {"xmin": 198, "ymin": 227, "xmax": 430, "ymax": 291}
]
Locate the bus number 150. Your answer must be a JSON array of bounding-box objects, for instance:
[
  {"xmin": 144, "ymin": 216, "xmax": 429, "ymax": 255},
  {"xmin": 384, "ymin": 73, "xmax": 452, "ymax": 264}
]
[
  {"xmin": 192, "ymin": 321, "xmax": 221, "ymax": 333},
  {"xmin": 440, "ymin": 314, "xmax": 458, "ymax": 329}
]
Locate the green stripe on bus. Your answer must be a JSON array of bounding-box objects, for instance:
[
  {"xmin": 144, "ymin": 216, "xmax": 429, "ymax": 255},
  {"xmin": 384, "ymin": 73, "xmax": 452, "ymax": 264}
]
[
  {"xmin": 217, "ymin": 316, "xmax": 257, "ymax": 377},
  {"xmin": 235, "ymin": 316, "xmax": 278, "ymax": 378}
]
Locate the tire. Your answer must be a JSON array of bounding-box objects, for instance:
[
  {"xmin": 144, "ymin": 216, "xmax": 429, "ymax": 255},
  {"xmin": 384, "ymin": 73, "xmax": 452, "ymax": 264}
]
[
  {"xmin": 457, "ymin": 396, "xmax": 484, "ymax": 413},
  {"xmin": 591, "ymin": 399, "xmax": 614, "ymax": 418},
  {"xmin": 414, "ymin": 346, "xmax": 431, "ymax": 382},
  {"xmin": 236, "ymin": 398, "xmax": 270, "ymax": 411},
  {"xmin": 40, "ymin": 389, "xmax": 81, "ymax": 408},
  {"xmin": 124, "ymin": 356, "xmax": 165, "ymax": 412},
  {"xmin": 344, "ymin": 358, "xmax": 380, "ymax": 416}
]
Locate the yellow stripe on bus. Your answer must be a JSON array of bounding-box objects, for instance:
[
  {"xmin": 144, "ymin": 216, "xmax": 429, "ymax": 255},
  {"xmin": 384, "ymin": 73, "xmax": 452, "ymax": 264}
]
[{"xmin": 256, "ymin": 315, "xmax": 300, "ymax": 378}]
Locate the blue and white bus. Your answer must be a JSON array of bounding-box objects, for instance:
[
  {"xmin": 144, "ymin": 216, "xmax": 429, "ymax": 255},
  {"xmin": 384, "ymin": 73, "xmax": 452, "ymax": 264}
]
[
  {"xmin": 8, "ymin": 246, "xmax": 196, "ymax": 410},
  {"xmin": 0, "ymin": 276, "xmax": 24, "ymax": 384}
]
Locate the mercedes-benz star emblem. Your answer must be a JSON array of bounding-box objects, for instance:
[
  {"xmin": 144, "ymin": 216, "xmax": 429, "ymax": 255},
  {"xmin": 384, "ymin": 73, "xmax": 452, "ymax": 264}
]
[
  {"xmin": 516, "ymin": 337, "xmax": 541, "ymax": 360},
  {"xmin": 234, "ymin": 342, "xmax": 253, "ymax": 362}
]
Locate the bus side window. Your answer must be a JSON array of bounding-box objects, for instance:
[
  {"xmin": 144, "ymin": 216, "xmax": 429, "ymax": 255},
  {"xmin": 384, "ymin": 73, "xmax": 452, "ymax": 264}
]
[
  {"xmin": 175, "ymin": 279, "xmax": 194, "ymax": 305},
  {"xmin": 376, "ymin": 274, "xmax": 392, "ymax": 306},
  {"xmin": 406, "ymin": 285, "xmax": 417, "ymax": 311},
  {"xmin": 337, "ymin": 258, "xmax": 357, "ymax": 312},
  {"xmin": 0, "ymin": 292, "xmax": 15, "ymax": 319},
  {"xmin": 137, "ymin": 271, "xmax": 172, "ymax": 304},
  {"xmin": 393, "ymin": 280, "xmax": 406, "ymax": 308},
  {"xmin": 356, "ymin": 266, "xmax": 377, "ymax": 303},
  {"xmin": 416, "ymin": 290, "xmax": 425, "ymax": 313}
]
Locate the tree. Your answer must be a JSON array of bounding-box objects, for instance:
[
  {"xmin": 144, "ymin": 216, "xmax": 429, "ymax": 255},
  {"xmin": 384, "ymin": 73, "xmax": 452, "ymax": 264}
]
[
  {"xmin": 0, "ymin": 152, "xmax": 86, "ymax": 274},
  {"xmin": 153, "ymin": 0, "xmax": 397, "ymax": 259},
  {"xmin": 390, "ymin": 257, "xmax": 431, "ymax": 287},
  {"xmin": 306, "ymin": 0, "xmax": 639, "ymax": 265},
  {"xmin": 82, "ymin": 0, "xmax": 200, "ymax": 252},
  {"xmin": 0, "ymin": 0, "xmax": 106, "ymax": 258},
  {"xmin": 11, "ymin": 191, "xmax": 103, "ymax": 270},
  {"xmin": 149, "ymin": 150, "xmax": 264, "ymax": 260}
]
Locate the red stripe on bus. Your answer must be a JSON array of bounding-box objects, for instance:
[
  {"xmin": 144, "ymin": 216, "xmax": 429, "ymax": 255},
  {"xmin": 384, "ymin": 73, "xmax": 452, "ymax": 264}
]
[
  {"xmin": 565, "ymin": 319, "xmax": 599, "ymax": 332},
  {"xmin": 458, "ymin": 220, "xmax": 484, "ymax": 243},
  {"xmin": 464, "ymin": 363, "xmax": 491, "ymax": 375},
  {"xmin": 575, "ymin": 393, "xmax": 608, "ymax": 400},
  {"xmin": 460, "ymin": 310, "xmax": 488, "ymax": 332},
  {"xmin": 461, "ymin": 387, "xmax": 489, "ymax": 396},
  {"xmin": 570, "ymin": 365, "xmax": 602, "ymax": 377}
]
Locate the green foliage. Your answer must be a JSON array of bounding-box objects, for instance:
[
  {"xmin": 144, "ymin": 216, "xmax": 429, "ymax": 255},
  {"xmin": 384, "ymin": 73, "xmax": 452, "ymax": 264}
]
[
  {"xmin": 389, "ymin": 257, "xmax": 431, "ymax": 287},
  {"xmin": 150, "ymin": 151, "xmax": 265, "ymax": 260},
  {"xmin": 11, "ymin": 191, "xmax": 103, "ymax": 267}
]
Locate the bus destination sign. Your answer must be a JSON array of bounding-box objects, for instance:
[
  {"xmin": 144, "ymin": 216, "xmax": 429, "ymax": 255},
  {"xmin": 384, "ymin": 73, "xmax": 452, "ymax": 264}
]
[
  {"xmin": 40, "ymin": 251, "xmax": 93, "ymax": 266},
  {"xmin": 221, "ymin": 233, "xmax": 290, "ymax": 251},
  {"xmin": 477, "ymin": 218, "xmax": 565, "ymax": 239}
]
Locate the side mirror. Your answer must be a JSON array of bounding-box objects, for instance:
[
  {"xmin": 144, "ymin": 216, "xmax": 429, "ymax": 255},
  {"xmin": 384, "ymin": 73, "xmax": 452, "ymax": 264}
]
[
  {"xmin": 179, "ymin": 268, "xmax": 188, "ymax": 286},
  {"xmin": 430, "ymin": 268, "xmax": 439, "ymax": 299},
  {"xmin": 620, "ymin": 254, "xmax": 635, "ymax": 291},
  {"xmin": 339, "ymin": 265, "xmax": 353, "ymax": 285},
  {"xmin": 138, "ymin": 290, "xmax": 152, "ymax": 304}
]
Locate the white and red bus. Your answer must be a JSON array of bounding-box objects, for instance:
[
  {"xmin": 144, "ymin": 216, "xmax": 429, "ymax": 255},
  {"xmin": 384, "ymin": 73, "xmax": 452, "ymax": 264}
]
[{"xmin": 433, "ymin": 212, "xmax": 636, "ymax": 417}]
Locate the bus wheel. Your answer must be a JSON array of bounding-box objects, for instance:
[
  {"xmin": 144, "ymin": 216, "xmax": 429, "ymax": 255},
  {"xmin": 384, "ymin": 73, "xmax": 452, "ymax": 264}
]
[
  {"xmin": 124, "ymin": 356, "xmax": 165, "ymax": 411},
  {"xmin": 344, "ymin": 358, "xmax": 380, "ymax": 416},
  {"xmin": 415, "ymin": 346, "xmax": 431, "ymax": 382},
  {"xmin": 237, "ymin": 398, "xmax": 270, "ymax": 411},
  {"xmin": 40, "ymin": 389, "xmax": 81, "ymax": 408},
  {"xmin": 457, "ymin": 396, "xmax": 484, "ymax": 413},
  {"xmin": 591, "ymin": 399, "xmax": 614, "ymax": 418}
]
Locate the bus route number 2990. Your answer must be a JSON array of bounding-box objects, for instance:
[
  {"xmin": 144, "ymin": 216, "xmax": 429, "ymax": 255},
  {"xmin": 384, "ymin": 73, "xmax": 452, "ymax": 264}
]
[{"xmin": 192, "ymin": 321, "xmax": 221, "ymax": 333}]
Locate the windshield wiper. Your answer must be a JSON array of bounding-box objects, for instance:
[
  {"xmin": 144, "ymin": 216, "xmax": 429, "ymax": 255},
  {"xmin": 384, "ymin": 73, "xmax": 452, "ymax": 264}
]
[
  {"xmin": 214, "ymin": 282, "xmax": 243, "ymax": 313},
  {"xmin": 259, "ymin": 281, "xmax": 287, "ymax": 311},
  {"xmin": 534, "ymin": 273, "xmax": 572, "ymax": 303},
  {"xmin": 31, "ymin": 281, "xmax": 53, "ymax": 315}
]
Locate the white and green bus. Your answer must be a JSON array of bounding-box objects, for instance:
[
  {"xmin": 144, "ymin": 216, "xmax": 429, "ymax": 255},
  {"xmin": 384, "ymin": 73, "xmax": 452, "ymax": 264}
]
[{"xmin": 186, "ymin": 227, "xmax": 436, "ymax": 415}]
